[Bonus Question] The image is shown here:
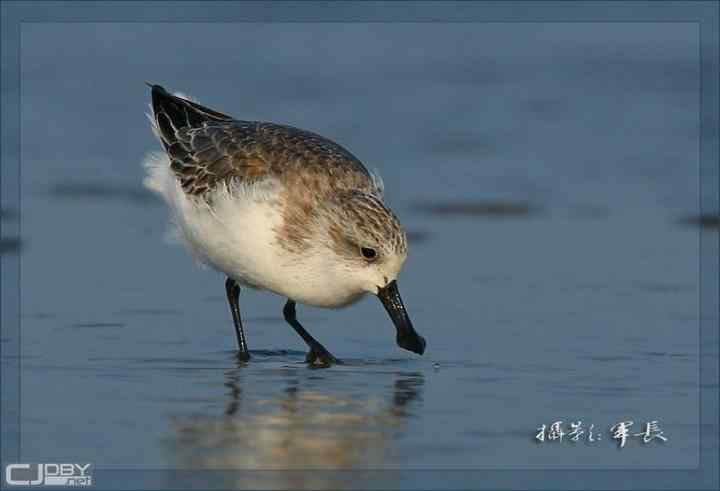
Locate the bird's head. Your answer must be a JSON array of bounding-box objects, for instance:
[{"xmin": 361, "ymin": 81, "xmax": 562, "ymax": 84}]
[{"xmin": 316, "ymin": 191, "xmax": 426, "ymax": 355}]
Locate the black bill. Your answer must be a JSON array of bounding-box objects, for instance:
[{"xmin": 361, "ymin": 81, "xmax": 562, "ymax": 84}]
[{"xmin": 377, "ymin": 280, "xmax": 426, "ymax": 355}]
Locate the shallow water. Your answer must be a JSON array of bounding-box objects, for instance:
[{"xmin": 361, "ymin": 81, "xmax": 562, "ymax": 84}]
[{"xmin": 5, "ymin": 20, "xmax": 717, "ymax": 489}]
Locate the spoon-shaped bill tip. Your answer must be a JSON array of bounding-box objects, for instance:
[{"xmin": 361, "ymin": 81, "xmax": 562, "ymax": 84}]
[{"xmin": 377, "ymin": 280, "xmax": 426, "ymax": 355}]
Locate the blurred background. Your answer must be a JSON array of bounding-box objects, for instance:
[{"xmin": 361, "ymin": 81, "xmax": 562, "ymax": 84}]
[{"xmin": 3, "ymin": 19, "xmax": 716, "ymax": 488}]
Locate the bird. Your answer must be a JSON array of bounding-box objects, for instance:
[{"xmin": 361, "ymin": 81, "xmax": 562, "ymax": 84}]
[{"xmin": 144, "ymin": 84, "xmax": 426, "ymax": 365}]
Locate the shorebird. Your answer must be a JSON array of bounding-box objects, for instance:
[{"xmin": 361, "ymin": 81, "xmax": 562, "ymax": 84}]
[{"xmin": 144, "ymin": 84, "xmax": 425, "ymax": 365}]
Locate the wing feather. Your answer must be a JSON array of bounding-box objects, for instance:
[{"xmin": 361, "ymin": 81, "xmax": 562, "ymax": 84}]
[{"xmin": 148, "ymin": 85, "xmax": 380, "ymax": 199}]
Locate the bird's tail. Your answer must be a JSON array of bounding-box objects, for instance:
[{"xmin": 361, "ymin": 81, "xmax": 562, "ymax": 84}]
[{"xmin": 146, "ymin": 83, "xmax": 232, "ymax": 148}]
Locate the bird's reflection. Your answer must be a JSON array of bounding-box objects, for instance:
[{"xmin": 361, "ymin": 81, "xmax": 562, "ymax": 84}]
[{"xmin": 165, "ymin": 360, "xmax": 424, "ymax": 489}]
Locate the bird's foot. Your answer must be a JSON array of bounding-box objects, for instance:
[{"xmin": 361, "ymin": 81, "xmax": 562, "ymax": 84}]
[
  {"xmin": 235, "ymin": 350, "xmax": 251, "ymax": 363},
  {"xmin": 306, "ymin": 346, "xmax": 341, "ymax": 367}
]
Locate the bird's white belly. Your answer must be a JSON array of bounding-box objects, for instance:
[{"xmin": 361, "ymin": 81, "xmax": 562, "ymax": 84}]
[
  {"xmin": 183, "ymin": 197, "xmax": 364, "ymax": 308},
  {"xmin": 175, "ymin": 185, "xmax": 289, "ymax": 290},
  {"xmin": 144, "ymin": 162, "xmax": 360, "ymax": 307},
  {"xmin": 197, "ymin": 200, "xmax": 284, "ymax": 289}
]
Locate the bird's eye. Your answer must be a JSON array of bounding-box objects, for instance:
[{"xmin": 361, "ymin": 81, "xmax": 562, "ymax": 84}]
[{"xmin": 361, "ymin": 247, "xmax": 377, "ymax": 260}]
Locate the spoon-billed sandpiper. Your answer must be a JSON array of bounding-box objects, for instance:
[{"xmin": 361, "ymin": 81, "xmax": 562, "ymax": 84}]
[{"xmin": 144, "ymin": 84, "xmax": 425, "ymax": 365}]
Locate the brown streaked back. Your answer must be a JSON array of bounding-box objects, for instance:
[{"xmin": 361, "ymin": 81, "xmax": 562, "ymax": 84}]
[{"xmin": 149, "ymin": 85, "xmax": 377, "ymax": 199}]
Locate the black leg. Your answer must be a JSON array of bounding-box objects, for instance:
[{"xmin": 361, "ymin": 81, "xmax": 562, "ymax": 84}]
[
  {"xmin": 282, "ymin": 300, "xmax": 340, "ymax": 366},
  {"xmin": 225, "ymin": 277, "xmax": 250, "ymax": 361}
]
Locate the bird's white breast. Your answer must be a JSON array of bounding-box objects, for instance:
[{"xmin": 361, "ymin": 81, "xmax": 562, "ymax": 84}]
[{"xmin": 143, "ymin": 153, "xmax": 365, "ymax": 308}]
